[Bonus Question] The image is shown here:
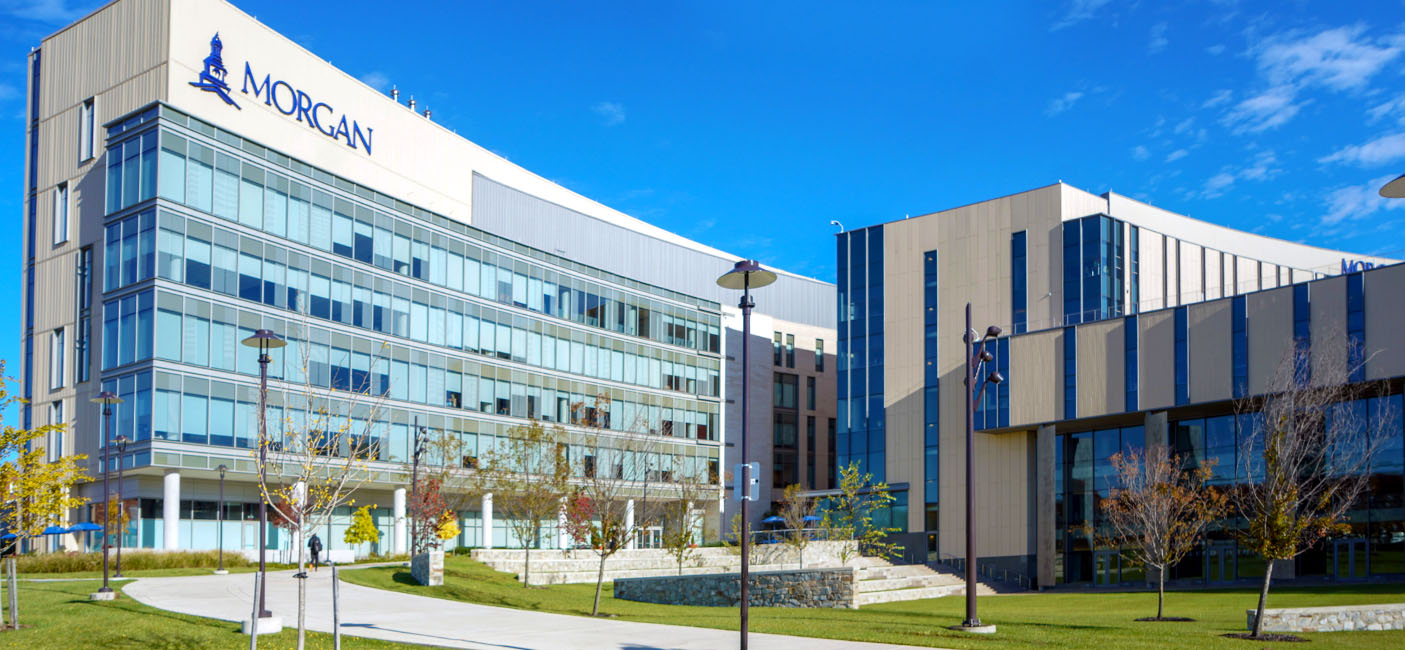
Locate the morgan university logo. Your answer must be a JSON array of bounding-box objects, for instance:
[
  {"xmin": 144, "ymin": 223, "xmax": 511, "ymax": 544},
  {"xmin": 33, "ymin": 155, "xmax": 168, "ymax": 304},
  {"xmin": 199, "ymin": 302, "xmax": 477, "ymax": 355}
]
[{"xmin": 190, "ymin": 33, "xmax": 240, "ymax": 109}]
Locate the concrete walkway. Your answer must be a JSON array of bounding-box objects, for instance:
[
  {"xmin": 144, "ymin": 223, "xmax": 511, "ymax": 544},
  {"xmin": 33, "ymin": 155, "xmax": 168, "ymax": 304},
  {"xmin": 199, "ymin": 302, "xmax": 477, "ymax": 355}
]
[{"xmin": 124, "ymin": 566, "xmax": 948, "ymax": 650}]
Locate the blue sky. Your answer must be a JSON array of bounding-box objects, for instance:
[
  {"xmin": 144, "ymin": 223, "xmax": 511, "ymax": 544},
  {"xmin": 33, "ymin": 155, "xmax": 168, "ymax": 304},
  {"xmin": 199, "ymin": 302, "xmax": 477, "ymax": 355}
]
[{"xmin": 2, "ymin": 0, "xmax": 1405, "ymax": 383}]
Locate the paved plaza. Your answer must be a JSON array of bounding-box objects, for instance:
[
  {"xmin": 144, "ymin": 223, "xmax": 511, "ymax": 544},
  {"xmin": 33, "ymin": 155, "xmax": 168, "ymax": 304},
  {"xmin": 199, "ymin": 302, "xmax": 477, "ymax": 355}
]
[{"xmin": 124, "ymin": 567, "xmax": 947, "ymax": 650}]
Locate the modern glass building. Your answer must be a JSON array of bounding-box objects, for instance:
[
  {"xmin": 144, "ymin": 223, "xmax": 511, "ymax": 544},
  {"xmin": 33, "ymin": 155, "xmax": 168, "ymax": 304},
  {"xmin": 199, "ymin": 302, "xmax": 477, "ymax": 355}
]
[
  {"xmin": 23, "ymin": 0, "xmax": 835, "ymax": 556},
  {"xmin": 841, "ymin": 182, "xmax": 1404, "ymax": 584}
]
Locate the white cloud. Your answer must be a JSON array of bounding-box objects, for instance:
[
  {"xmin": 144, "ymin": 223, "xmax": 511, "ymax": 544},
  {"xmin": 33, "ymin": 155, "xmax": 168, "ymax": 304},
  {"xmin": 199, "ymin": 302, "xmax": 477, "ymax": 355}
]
[
  {"xmin": 1051, "ymin": 0, "xmax": 1113, "ymax": 31},
  {"xmin": 1045, "ymin": 91, "xmax": 1084, "ymax": 116},
  {"xmin": 1202, "ymin": 89, "xmax": 1232, "ymax": 108},
  {"xmin": 359, "ymin": 72, "xmax": 391, "ymax": 92},
  {"xmin": 1368, "ymin": 95, "xmax": 1405, "ymax": 124},
  {"xmin": 1206, "ymin": 44, "xmax": 1227, "ymax": 55},
  {"xmin": 1165, "ymin": 148, "xmax": 1188, "ymax": 162},
  {"xmin": 1131, "ymin": 145, "xmax": 1150, "ymax": 161},
  {"xmin": 1222, "ymin": 85, "xmax": 1301, "ymax": 133},
  {"xmin": 1173, "ymin": 117, "xmax": 1195, "ymax": 135},
  {"xmin": 1, "ymin": 0, "xmax": 97, "ymax": 22},
  {"xmin": 1319, "ymin": 133, "xmax": 1405, "ymax": 167},
  {"xmin": 1202, "ymin": 172, "xmax": 1236, "ymax": 198},
  {"xmin": 1148, "ymin": 22, "xmax": 1169, "ymax": 54},
  {"xmin": 592, "ymin": 101, "xmax": 626, "ymax": 126},
  {"xmin": 1238, "ymin": 150, "xmax": 1279, "ymax": 180},
  {"xmin": 1256, "ymin": 25, "xmax": 1405, "ymax": 91},
  {"xmin": 1322, "ymin": 174, "xmax": 1403, "ymax": 226},
  {"xmin": 0, "ymin": 83, "xmax": 17, "ymax": 102}
]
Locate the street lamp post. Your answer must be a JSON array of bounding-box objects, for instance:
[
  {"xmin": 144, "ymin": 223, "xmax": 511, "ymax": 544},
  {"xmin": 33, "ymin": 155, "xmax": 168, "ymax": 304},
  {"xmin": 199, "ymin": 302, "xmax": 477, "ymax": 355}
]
[
  {"xmin": 89, "ymin": 391, "xmax": 123, "ymax": 595},
  {"xmin": 959, "ymin": 303, "xmax": 1003, "ymax": 632},
  {"xmin": 242, "ymin": 328, "xmax": 285, "ymax": 620},
  {"xmin": 113, "ymin": 434, "xmax": 129, "ymax": 578},
  {"xmin": 216, "ymin": 464, "xmax": 228, "ymax": 574},
  {"xmin": 410, "ymin": 417, "xmax": 425, "ymax": 556},
  {"xmin": 716, "ymin": 260, "xmax": 777, "ymax": 650}
]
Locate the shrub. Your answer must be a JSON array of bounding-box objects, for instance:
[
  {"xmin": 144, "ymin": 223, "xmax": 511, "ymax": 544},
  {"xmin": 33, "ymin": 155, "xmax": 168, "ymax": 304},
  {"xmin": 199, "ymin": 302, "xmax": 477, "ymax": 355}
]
[{"xmin": 16, "ymin": 550, "xmax": 256, "ymax": 573}]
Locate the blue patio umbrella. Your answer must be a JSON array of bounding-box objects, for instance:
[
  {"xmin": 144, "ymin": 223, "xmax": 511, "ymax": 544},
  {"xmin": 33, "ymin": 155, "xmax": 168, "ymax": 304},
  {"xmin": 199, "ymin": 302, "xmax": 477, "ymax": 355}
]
[
  {"xmin": 0, "ymin": 533, "xmax": 15, "ymax": 540},
  {"xmin": 41, "ymin": 525, "xmax": 69, "ymax": 535},
  {"xmin": 69, "ymin": 522, "xmax": 103, "ymax": 532},
  {"xmin": 802, "ymin": 515, "xmax": 821, "ymax": 522},
  {"xmin": 760, "ymin": 515, "xmax": 784, "ymax": 524}
]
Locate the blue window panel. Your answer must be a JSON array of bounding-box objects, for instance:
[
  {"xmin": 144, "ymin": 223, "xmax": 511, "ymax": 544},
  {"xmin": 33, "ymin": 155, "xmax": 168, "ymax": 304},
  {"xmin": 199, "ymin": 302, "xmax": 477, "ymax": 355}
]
[
  {"xmin": 1011, "ymin": 232, "xmax": 1027, "ymax": 333},
  {"xmin": 1125, "ymin": 315, "xmax": 1139, "ymax": 412},
  {"xmin": 1347, "ymin": 273, "xmax": 1364, "ymax": 382},
  {"xmin": 997, "ymin": 337, "xmax": 1010, "ymax": 428},
  {"xmin": 1063, "ymin": 326, "xmax": 1077, "ymax": 419},
  {"xmin": 1063, "ymin": 222, "xmax": 1081, "ymax": 325},
  {"xmin": 1232, "ymin": 296, "xmax": 1248, "ymax": 398},
  {"xmin": 1293, "ymin": 283, "xmax": 1311, "ymax": 383},
  {"xmin": 1129, "ymin": 226, "xmax": 1140, "ymax": 314},
  {"xmin": 1082, "ymin": 217, "xmax": 1102, "ymax": 323},
  {"xmin": 1174, "ymin": 306, "xmax": 1189, "ymax": 406}
]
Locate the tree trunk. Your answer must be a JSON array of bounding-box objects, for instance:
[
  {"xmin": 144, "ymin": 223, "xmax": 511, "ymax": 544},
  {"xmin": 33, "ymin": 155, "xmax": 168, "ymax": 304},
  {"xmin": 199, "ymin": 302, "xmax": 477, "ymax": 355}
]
[
  {"xmin": 592, "ymin": 553, "xmax": 607, "ymax": 617},
  {"xmin": 297, "ymin": 542, "xmax": 307, "ymax": 650},
  {"xmin": 1252, "ymin": 560, "xmax": 1275, "ymax": 638},
  {"xmin": 523, "ymin": 543, "xmax": 532, "ymax": 588},
  {"xmin": 1156, "ymin": 569, "xmax": 1164, "ymax": 620}
]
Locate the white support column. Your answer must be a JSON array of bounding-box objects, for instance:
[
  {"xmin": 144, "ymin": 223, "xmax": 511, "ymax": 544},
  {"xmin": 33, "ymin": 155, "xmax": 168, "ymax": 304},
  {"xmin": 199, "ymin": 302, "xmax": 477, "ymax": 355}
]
[
  {"xmin": 162, "ymin": 470, "xmax": 180, "ymax": 550},
  {"xmin": 292, "ymin": 481, "xmax": 306, "ymax": 565},
  {"xmin": 482, "ymin": 493, "xmax": 494, "ymax": 549},
  {"xmin": 392, "ymin": 487, "xmax": 407, "ymax": 555},
  {"xmin": 625, "ymin": 499, "xmax": 636, "ymax": 550}
]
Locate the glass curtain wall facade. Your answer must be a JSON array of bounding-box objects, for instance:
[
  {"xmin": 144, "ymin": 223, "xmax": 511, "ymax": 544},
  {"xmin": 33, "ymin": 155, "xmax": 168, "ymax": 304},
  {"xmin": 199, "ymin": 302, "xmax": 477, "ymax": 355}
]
[
  {"xmin": 97, "ymin": 104, "xmax": 724, "ymax": 549},
  {"xmin": 1063, "ymin": 215, "xmax": 1125, "ymax": 326},
  {"xmin": 836, "ymin": 226, "xmax": 884, "ymax": 481},
  {"xmin": 923, "ymin": 250, "xmax": 938, "ymax": 543}
]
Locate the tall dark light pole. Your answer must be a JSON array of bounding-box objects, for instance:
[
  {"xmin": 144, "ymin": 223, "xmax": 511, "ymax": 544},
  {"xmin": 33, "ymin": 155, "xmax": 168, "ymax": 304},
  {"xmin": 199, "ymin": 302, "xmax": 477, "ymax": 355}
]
[
  {"xmin": 716, "ymin": 260, "xmax": 777, "ymax": 650},
  {"xmin": 113, "ymin": 434, "xmax": 129, "ymax": 578},
  {"xmin": 89, "ymin": 391, "xmax": 123, "ymax": 595},
  {"xmin": 216, "ymin": 464, "xmax": 228, "ymax": 574},
  {"xmin": 410, "ymin": 416, "xmax": 425, "ymax": 555},
  {"xmin": 960, "ymin": 303, "xmax": 1003, "ymax": 631},
  {"xmin": 242, "ymin": 328, "xmax": 285, "ymax": 619}
]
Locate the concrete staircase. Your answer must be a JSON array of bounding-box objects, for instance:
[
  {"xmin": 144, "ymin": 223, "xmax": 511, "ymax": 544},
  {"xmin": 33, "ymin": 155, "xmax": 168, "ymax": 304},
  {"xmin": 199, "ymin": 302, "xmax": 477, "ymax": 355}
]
[{"xmin": 851, "ymin": 556, "xmax": 996, "ymax": 606}]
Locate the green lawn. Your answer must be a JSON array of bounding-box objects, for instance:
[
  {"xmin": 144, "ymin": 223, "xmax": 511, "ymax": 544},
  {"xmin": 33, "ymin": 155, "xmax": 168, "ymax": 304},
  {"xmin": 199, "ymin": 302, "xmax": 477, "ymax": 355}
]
[
  {"xmin": 339, "ymin": 555, "xmax": 1405, "ymax": 649},
  {"xmin": 0, "ymin": 579, "xmax": 420, "ymax": 649}
]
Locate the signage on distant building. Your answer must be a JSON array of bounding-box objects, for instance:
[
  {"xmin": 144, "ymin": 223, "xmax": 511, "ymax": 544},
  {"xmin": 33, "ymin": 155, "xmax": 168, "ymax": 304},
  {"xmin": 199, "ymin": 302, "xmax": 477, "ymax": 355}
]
[
  {"xmin": 191, "ymin": 33, "xmax": 374, "ymax": 156},
  {"xmin": 1341, "ymin": 259, "xmax": 1377, "ymax": 274}
]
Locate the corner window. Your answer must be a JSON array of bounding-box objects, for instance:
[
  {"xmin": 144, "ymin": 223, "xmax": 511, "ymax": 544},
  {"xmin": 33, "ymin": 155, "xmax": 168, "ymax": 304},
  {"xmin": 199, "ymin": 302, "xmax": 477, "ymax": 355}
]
[
  {"xmin": 53, "ymin": 182, "xmax": 69, "ymax": 244},
  {"xmin": 815, "ymin": 338, "xmax": 825, "ymax": 371}
]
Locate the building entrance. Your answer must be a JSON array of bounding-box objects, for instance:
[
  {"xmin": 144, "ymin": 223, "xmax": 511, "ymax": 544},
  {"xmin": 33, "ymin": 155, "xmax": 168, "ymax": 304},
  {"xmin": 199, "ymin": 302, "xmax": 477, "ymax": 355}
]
[
  {"xmin": 1333, "ymin": 538, "xmax": 1368, "ymax": 579},
  {"xmin": 1205, "ymin": 541, "xmax": 1236, "ymax": 583},
  {"xmin": 1094, "ymin": 549, "xmax": 1120, "ymax": 585}
]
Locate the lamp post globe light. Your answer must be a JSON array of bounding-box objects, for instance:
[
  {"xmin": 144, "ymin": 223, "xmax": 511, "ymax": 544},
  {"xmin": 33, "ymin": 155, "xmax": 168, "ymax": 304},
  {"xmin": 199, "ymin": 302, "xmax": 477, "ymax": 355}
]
[
  {"xmin": 715, "ymin": 259, "xmax": 776, "ymax": 650},
  {"xmin": 241, "ymin": 328, "xmax": 285, "ymax": 620},
  {"xmin": 89, "ymin": 390, "xmax": 123, "ymax": 598},
  {"xmin": 954, "ymin": 303, "xmax": 1003, "ymax": 634},
  {"xmin": 113, "ymin": 434, "xmax": 129, "ymax": 578},
  {"xmin": 216, "ymin": 464, "xmax": 229, "ymax": 575}
]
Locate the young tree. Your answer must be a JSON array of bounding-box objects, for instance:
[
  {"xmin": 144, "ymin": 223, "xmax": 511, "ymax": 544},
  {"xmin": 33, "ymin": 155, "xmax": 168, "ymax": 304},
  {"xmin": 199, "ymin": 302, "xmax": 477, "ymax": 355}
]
[
  {"xmin": 1100, "ymin": 445, "xmax": 1227, "ymax": 620},
  {"xmin": 477, "ymin": 420, "xmax": 571, "ymax": 587},
  {"xmin": 407, "ymin": 475, "xmax": 450, "ymax": 556},
  {"xmin": 821, "ymin": 461, "xmax": 899, "ymax": 564},
  {"xmin": 658, "ymin": 456, "xmax": 714, "ymax": 575},
  {"xmin": 1234, "ymin": 346, "xmax": 1393, "ymax": 639},
  {"xmin": 256, "ymin": 328, "xmax": 388, "ymax": 650},
  {"xmin": 0, "ymin": 362, "xmax": 87, "ymax": 629},
  {"xmin": 408, "ymin": 424, "xmax": 482, "ymax": 555},
  {"xmin": 343, "ymin": 503, "xmax": 380, "ymax": 549},
  {"xmin": 778, "ymin": 483, "xmax": 819, "ymax": 569}
]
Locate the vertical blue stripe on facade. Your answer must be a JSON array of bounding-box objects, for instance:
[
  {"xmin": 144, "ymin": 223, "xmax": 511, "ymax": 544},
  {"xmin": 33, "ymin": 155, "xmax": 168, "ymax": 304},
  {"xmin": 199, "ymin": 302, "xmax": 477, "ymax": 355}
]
[
  {"xmin": 1232, "ymin": 295, "xmax": 1247, "ymax": 398},
  {"xmin": 1347, "ymin": 273, "xmax": 1364, "ymax": 382},
  {"xmin": 1293, "ymin": 283, "xmax": 1311, "ymax": 383},
  {"xmin": 1063, "ymin": 326, "xmax": 1077, "ymax": 419},
  {"xmin": 23, "ymin": 50, "xmax": 41, "ymax": 429},
  {"xmin": 997, "ymin": 337, "xmax": 1009, "ymax": 428},
  {"xmin": 1011, "ymin": 231, "xmax": 1027, "ymax": 334},
  {"xmin": 1124, "ymin": 315, "xmax": 1138, "ymax": 412},
  {"xmin": 1174, "ymin": 306, "xmax": 1189, "ymax": 406},
  {"xmin": 836, "ymin": 226, "xmax": 884, "ymax": 481},
  {"xmin": 922, "ymin": 250, "xmax": 938, "ymax": 524}
]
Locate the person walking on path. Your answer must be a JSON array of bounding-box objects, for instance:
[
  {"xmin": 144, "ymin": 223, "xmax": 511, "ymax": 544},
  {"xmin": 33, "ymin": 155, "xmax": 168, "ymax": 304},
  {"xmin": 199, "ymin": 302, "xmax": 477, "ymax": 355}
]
[{"xmin": 308, "ymin": 533, "xmax": 323, "ymax": 571}]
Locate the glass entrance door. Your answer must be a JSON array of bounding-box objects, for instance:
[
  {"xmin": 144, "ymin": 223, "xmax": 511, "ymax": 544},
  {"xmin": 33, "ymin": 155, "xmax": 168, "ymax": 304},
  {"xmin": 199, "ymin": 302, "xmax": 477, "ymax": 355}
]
[
  {"xmin": 1334, "ymin": 538, "xmax": 1368, "ymax": 579},
  {"xmin": 1094, "ymin": 550, "xmax": 1120, "ymax": 585},
  {"xmin": 1205, "ymin": 542, "xmax": 1236, "ymax": 583}
]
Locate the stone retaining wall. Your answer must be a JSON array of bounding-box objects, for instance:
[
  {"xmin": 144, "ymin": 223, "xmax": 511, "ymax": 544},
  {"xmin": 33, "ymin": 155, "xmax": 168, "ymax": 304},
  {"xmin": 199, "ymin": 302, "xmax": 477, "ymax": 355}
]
[
  {"xmin": 1247, "ymin": 603, "xmax": 1405, "ymax": 632},
  {"xmin": 614, "ymin": 567, "xmax": 858, "ymax": 609}
]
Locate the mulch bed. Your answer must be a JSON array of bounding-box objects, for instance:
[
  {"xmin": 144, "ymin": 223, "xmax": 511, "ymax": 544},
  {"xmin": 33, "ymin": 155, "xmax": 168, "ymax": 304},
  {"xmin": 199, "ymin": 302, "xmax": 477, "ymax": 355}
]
[
  {"xmin": 1135, "ymin": 616, "xmax": 1195, "ymax": 622},
  {"xmin": 1222, "ymin": 632, "xmax": 1309, "ymax": 642}
]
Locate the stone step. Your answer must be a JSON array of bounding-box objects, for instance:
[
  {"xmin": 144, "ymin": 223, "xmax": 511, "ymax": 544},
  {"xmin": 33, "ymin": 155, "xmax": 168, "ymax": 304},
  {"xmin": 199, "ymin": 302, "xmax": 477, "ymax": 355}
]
[
  {"xmin": 855, "ymin": 564, "xmax": 937, "ymax": 580},
  {"xmin": 856, "ymin": 574, "xmax": 963, "ymax": 593},
  {"xmin": 855, "ymin": 584, "xmax": 965, "ymax": 606},
  {"xmin": 523, "ymin": 563, "xmax": 811, "ymax": 586}
]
